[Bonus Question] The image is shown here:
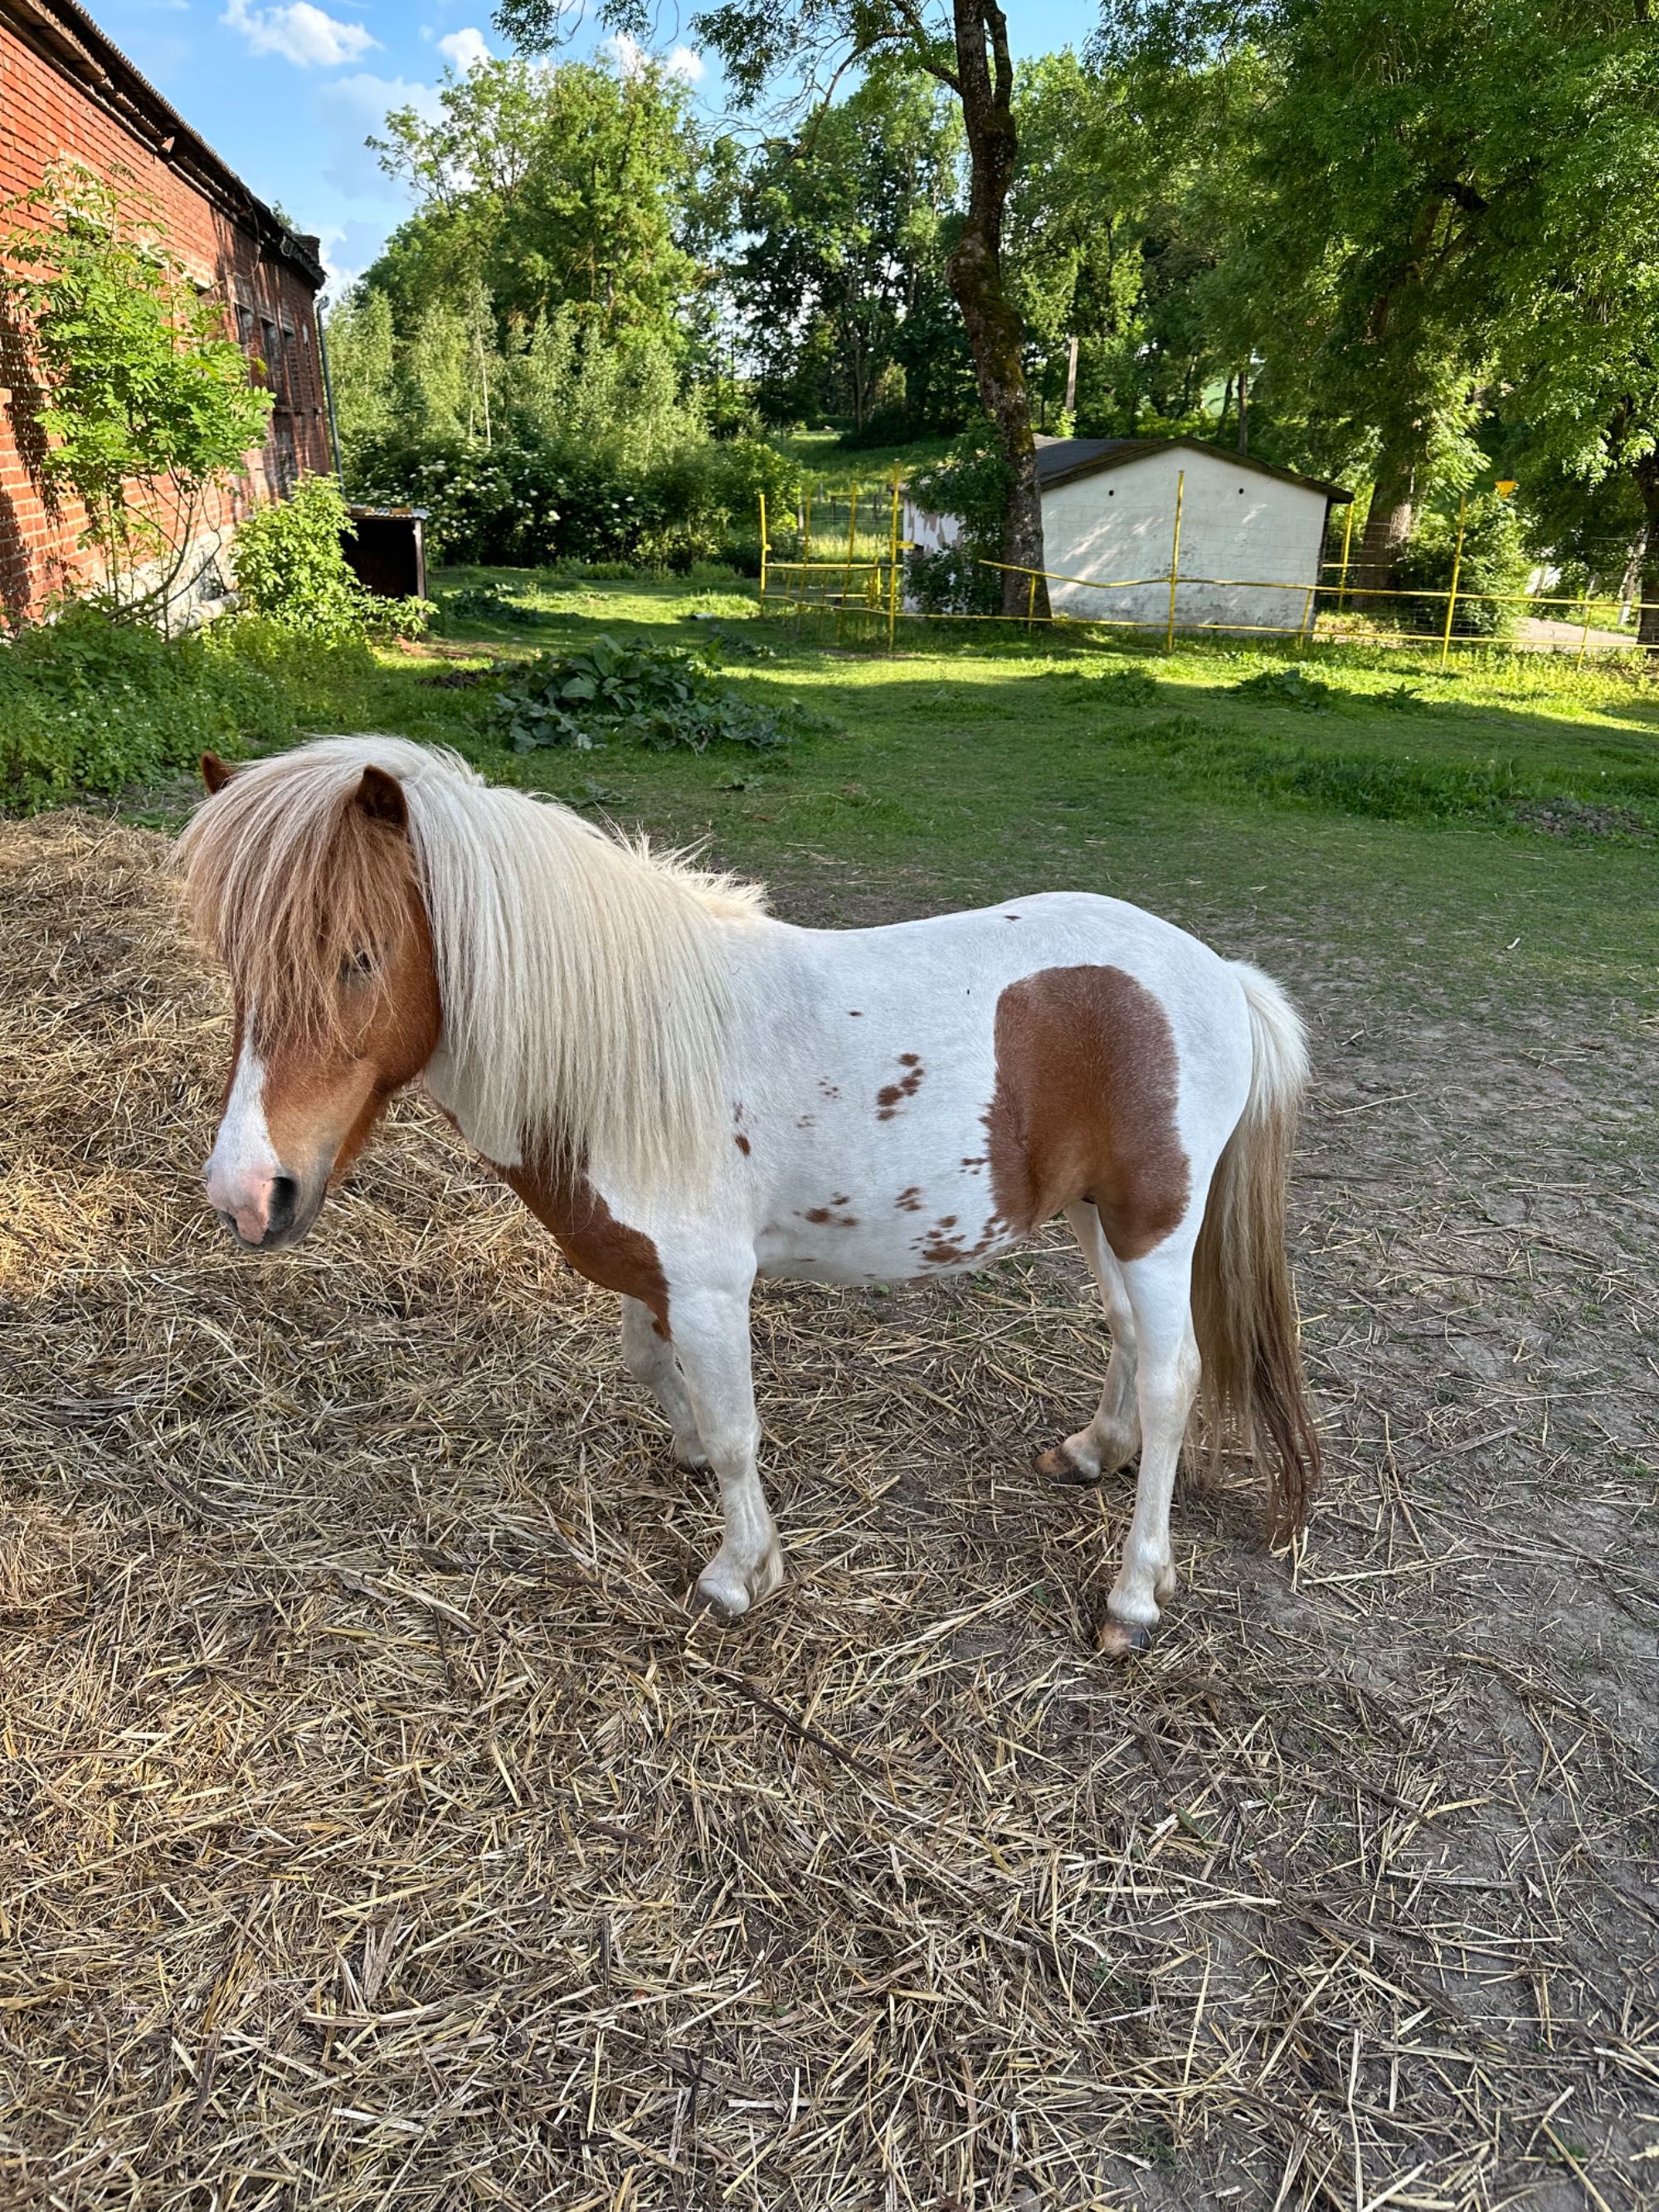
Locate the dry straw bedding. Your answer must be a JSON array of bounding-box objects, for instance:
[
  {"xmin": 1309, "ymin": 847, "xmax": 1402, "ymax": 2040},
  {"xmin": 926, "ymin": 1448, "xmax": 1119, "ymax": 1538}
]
[{"xmin": 1, "ymin": 812, "xmax": 1655, "ymax": 2211}]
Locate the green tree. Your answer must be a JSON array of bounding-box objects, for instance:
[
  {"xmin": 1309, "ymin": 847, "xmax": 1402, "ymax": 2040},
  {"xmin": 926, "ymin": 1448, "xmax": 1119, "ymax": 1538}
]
[
  {"xmin": 0, "ymin": 160, "xmax": 271, "ymax": 622},
  {"xmin": 1481, "ymin": 2, "xmax": 1659, "ymax": 648},
  {"xmin": 735, "ymin": 64, "xmax": 968, "ymax": 432},
  {"xmin": 1100, "ymin": 0, "xmax": 1506, "ymax": 591},
  {"xmin": 367, "ymin": 56, "xmax": 709, "ymax": 351},
  {"xmin": 321, "ymin": 284, "xmax": 396, "ymax": 452},
  {"xmin": 493, "ymin": 0, "xmax": 1055, "ymax": 620},
  {"xmin": 1009, "ymin": 49, "xmax": 1233, "ymax": 437}
]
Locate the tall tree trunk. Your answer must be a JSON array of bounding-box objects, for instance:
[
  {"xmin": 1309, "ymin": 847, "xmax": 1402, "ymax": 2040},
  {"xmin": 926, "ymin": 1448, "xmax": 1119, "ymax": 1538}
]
[
  {"xmin": 1635, "ymin": 456, "xmax": 1659, "ymax": 662},
  {"xmin": 942, "ymin": 0, "xmax": 1049, "ymax": 620},
  {"xmin": 1354, "ymin": 442, "xmax": 1417, "ymax": 602}
]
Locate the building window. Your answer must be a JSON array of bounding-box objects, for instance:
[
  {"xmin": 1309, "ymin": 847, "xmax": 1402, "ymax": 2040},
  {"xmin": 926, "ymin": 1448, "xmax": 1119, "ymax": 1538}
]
[{"xmin": 270, "ymin": 420, "xmax": 297, "ymax": 495}]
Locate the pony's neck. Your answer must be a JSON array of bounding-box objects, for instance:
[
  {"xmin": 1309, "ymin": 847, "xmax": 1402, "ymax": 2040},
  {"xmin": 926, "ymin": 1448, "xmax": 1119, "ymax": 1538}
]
[{"xmin": 412, "ymin": 788, "xmax": 757, "ymax": 1190}]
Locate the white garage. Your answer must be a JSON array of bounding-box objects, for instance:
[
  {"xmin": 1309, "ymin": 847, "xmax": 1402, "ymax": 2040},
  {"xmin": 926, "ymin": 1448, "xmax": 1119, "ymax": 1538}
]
[{"xmin": 907, "ymin": 435, "xmax": 1352, "ymax": 636}]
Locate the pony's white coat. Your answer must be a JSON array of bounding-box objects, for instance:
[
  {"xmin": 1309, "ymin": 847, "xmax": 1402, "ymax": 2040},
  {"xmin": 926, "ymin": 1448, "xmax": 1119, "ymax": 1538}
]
[{"xmin": 187, "ymin": 737, "xmax": 1317, "ymax": 1643}]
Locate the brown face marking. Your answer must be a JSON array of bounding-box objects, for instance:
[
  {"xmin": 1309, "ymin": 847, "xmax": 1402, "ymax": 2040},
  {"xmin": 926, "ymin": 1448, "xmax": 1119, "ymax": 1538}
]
[
  {"xmin": 817, "ymin": 1080, "xmax": 840, "ymax": 1099},
  {"xmin": 505, "ymin": 1158, "xmax": 671, "ymax": 1336},
  {"xmin": 984, "ymin": 965, "xmax": 1190, "ymax": 1262},
  {"xmin": 848, "ymin": 1010, "xmax": 863, "ymax": 1018},
  {"xmin": 961, "ymin": 1155, "xmax": 987, "ymax": 1170},
  {"xmin": 894, "ymin": 1185, "xmax": 923, "ymax": 1212},
  {"xmin": 251, "ymin": 865, "xmax": 444, "ymax": 1194},
  {"xmin": 734, "ymin": 1133, "xmax": 752, "ymax": 1155}
]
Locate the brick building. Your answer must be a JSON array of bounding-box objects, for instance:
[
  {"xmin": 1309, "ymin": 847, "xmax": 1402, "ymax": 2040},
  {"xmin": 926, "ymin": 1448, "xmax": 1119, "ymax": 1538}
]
[{"xmin": 0, "ymin": 0, "xmax": 330, "ymax": 621}]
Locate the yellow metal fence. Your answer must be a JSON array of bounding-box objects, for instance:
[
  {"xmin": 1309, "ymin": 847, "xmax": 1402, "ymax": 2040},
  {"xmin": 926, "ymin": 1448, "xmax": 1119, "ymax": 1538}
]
[{"xmin": 758, "ymin": 474, "xmax": 1659, "ymax": 665}]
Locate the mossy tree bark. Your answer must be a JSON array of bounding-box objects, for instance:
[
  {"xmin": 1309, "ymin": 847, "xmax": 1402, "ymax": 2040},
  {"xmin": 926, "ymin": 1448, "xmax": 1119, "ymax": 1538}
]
[{"xmin": 941, "ymin": 0, "xmax": 1049, "ymax": 620}]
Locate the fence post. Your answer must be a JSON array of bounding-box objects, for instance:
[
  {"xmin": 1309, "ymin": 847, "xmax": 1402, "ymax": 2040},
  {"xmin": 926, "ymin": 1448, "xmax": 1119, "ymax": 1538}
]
[
  {"xmin": 1297, "ymin": 583, "xmax": 1315, "ymax": 654},
  {"xmin": 801, "ymin": 480, "xmax": 812, "ymax": 620},
  {"xmin": 758, "ymin": 491, "xmax": 768, "ymax": 610},
  {"xmin": 1335, "ymin": 500, "xmax": 1355, "ymax": 614},
  {"xmin": 887, "ymin": 464, "xmax": 902, "ymax": 655},
  {"xmin": 1027, "ymin": 569, "xmax": 1038, "ymax": 634},
  {"xmin": 1438, "ymin": 490, "xmax": 1467, "ymax": 670},
  {"xmin": 837, "ymin": 484, "xmax": 858, "ymax": 643},
  {"xmin": 1576, "ymin": 590, "xmax": 1594, "ymax": 666},
  {"xmin": 1165, "ymin": 468, "xmax": 1185, "ymax": 654}
]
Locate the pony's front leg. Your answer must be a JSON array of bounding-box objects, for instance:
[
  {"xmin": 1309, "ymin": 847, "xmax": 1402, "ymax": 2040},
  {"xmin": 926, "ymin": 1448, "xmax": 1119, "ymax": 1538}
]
[
  {"xmin": 667, "ymin": 1268, "xmax": 783, "ymax": 1621},
  {"xmin": 619, "ymin": 1296, "xmax": 708, "ymax": 1470}
]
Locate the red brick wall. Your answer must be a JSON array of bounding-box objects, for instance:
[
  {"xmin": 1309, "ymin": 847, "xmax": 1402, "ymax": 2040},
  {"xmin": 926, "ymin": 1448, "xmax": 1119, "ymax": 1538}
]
[{"xmin": 0, "ymin": 12, "xmax": 330, "ymax": 619}]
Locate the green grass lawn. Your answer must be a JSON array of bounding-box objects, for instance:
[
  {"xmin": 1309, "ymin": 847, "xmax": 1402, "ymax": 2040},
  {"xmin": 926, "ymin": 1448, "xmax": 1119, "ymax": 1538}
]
[{"xmin": 125, "ymin": 565, "xmax": 1658, "ymax": 1022}]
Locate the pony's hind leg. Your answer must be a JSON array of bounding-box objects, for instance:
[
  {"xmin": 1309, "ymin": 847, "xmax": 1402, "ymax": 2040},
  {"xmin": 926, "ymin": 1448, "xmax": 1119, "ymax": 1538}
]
[
  {"xmin": 620, "ymin": 1296, "xmax": 708, "ymax": 1470},
  {"xmin": 663, "ymin": 1270, "xmax": 784, "ymax": 1621},
  {"xmin": 1097, "ymin": 1230, "xmax": 1202, "ymax": 1658},
  {"xmin": 1038, "ymin": 1201, "xmax": 1142, "ymax": 1484}
]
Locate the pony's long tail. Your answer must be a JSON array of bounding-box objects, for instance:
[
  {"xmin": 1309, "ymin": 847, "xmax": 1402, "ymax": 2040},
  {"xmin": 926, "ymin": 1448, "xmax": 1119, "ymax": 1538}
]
[{"xmin": 1190, "ymin": 960, "xmax": 1321, "ymax": 1542}]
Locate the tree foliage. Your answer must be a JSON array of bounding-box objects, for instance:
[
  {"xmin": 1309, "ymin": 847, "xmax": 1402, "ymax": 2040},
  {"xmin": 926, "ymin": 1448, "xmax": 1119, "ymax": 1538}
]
[
  {"xmin": 734, "ymin": 63, "xmax": 971, "ymax": 433},
  {"xmin": 0, "ymin": 160, "xmax": 271, "ymax": 620}
]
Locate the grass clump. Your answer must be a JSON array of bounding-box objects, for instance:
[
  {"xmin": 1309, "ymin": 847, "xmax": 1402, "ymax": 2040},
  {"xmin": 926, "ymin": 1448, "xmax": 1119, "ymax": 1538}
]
[
  {"xmin": 436, "ymin": 583, "xmax": 547, "ymax": 630},
  {"xmin": 492, "ymin": 634, "xmax": 806, "ymax": 755},
  {"xmin": 0, "ymin": 606, "xmax": 294, "ymax": 808},
  {"xmin": 1228, "ymin": 664, "xmax": 1340, "ymax": 711}
]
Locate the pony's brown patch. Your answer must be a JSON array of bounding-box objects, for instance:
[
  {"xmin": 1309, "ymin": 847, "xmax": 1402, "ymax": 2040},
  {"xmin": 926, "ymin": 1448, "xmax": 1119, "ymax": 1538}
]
[
  {"xmin": 985, "ymin": 965, "xmax": 1190, "ymax": 1261},
  {"xmin": 894, "ymin": 1186, "xmax": 923, "ymax": 1211},
  {"xmin": 504, "ymin": 1160, "xmax": 670, "ymax": 1336},
  {"xmin": 734, "ymin": 1134, "xmax": 752, "ymax": 1155}
]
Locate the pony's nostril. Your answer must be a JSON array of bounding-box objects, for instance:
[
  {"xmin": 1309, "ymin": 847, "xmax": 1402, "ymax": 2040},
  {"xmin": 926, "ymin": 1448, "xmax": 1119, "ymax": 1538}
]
[{"xmin": 266, "ymin": 1173, "xmax": 300, "ymax": 1236}]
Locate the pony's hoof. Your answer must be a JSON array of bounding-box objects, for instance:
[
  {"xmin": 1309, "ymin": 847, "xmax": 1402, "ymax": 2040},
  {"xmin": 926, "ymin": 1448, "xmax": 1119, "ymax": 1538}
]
[
  {"xmin": 1036, "ymin": 1441, "xmax": 1100, "ymax": 1485},
  {"xmin": 690, "ymin": 1544, "xmax": 784, "ymax": 1624},
  {"xmin": 1095, "ymin": 1614, "xmax": 1155, "ymax": 1660}
]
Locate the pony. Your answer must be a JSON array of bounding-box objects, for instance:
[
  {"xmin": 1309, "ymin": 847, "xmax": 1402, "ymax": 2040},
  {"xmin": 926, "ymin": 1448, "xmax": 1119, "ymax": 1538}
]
[{"xmin": 178, "ymin": 736, "xmax": 1319, "ymax": 1653}]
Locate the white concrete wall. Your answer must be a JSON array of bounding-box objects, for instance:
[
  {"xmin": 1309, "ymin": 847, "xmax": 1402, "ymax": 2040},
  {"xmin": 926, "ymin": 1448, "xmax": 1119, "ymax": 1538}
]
[
  {"xmin": 903, "ymin": 499, "xmax": 961, "ymax": 554},
  {"xmin": 1039, "ymin": 447, "xmax": 1330, "ymax": 634}
]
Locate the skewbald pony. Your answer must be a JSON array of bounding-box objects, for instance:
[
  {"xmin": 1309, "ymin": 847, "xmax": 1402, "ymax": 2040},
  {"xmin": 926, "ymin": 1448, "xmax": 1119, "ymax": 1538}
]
[{"xmin": 177, "ymin": 737, "xmax": 767, "ymax": 1188}]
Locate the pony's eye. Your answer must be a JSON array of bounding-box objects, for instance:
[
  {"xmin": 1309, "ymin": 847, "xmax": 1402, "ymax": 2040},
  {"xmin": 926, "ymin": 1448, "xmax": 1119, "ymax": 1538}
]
[{"xmin": 341, "ymin": 948, "xmax": 377, "ymax": 984}]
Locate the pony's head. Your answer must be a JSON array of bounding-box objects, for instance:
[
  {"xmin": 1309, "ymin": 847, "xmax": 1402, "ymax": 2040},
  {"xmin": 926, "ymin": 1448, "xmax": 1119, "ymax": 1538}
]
[{"xmin": 181, "ymin": 749, "xmax": 441, "ymax": 1248}]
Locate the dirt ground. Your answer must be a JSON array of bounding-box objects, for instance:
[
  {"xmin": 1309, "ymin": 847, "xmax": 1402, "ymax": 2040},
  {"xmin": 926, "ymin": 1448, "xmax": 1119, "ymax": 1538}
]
[{"xmin": 1, "ymin": 812, "xmax": 1655, "ymax": 2210}]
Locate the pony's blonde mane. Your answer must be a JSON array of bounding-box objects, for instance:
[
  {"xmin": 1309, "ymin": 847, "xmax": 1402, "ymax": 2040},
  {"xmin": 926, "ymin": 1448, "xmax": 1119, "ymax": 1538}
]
[{"xmin": 177, "ymin": 736, "xmax": 768, "ymax": 1188}]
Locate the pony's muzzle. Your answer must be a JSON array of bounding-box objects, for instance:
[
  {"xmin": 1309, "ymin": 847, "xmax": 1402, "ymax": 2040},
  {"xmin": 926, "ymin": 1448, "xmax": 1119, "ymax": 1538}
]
[{"xmin": 206, "ymin": 1161, "xmax": 313, "ymax": 1249}]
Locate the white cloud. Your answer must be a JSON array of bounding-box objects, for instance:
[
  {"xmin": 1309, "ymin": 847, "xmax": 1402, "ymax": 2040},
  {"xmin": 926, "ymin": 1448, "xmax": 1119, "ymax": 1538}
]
[
  {"xmin": 437, "ymin": 26, "xmax": 491, "ymax": 70},
  {"xmin": 316, "ymin": 72, "xmax": 445, "ymax": 197},
  {"xmin": 605, "ymin": 30, "xmax": 649, "ymax": 77},
  {"xmin": 221, "ymin": 0, "xmax": 377, "ymax": 68},
  {"xmin": 604, "ymin": 31, "xmax": 704, "ymax": 81}
]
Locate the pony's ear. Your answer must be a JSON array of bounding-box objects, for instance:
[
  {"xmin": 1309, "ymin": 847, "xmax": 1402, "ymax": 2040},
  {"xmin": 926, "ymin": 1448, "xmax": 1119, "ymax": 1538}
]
[
  {"xmin": 200, "ymin": 751, "xmax": 233, "ymax": 794},
  {"xmin": 353, "ymin": 764, "xmax": 407, "ymax": 829}
]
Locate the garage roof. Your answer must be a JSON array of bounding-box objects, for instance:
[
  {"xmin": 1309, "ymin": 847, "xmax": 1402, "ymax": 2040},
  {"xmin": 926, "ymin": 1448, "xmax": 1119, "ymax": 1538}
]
[{"xmin": 1034, "ymin": 435, "xmax": 1352, "ymax": 503}]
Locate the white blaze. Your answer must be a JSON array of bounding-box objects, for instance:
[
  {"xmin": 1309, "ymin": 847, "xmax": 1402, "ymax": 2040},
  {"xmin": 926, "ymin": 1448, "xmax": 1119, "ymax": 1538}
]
[{"xmin": 205, "ymin": 1031, "xmax": 280, "ymax": 1240}]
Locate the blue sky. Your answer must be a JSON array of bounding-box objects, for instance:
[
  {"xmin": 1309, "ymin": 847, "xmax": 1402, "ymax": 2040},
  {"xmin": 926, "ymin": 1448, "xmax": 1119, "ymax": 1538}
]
[{"xmin": 90, "ymin": 0, "xmax": 1095, "ymax": 296}]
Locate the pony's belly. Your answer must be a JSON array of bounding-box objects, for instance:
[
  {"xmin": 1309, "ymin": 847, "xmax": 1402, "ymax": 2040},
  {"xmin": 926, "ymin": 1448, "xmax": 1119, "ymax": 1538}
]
[{"xmin": 754, "ymin": 1185, "xmax": 1020, "ymax": 1286}]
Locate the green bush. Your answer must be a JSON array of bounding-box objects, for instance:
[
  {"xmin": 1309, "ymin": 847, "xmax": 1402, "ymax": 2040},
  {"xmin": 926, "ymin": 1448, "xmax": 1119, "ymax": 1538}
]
[
  {"xmin": 349, "ymin": 431, "xmax": 802, "ymax": 573},
  {"xmin": 231, "ymin": 474, "xmax": 431, "ymax": 641},
  {"xmin": 1394, "ymin": 495, "xmax": 1530, "ymax": 639},
  {"xmin": 491, "ymin": 634, "xmax": 803, "ymax": 754},
  {"xmin": 0, "ymin": 605, "xmax": 292, "ymax": 807},
  {"xmin": 901, "ymin": 435, "xmax": 1010, "ymax": 615}
]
